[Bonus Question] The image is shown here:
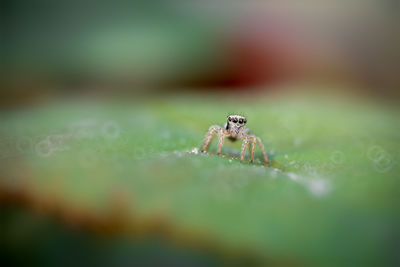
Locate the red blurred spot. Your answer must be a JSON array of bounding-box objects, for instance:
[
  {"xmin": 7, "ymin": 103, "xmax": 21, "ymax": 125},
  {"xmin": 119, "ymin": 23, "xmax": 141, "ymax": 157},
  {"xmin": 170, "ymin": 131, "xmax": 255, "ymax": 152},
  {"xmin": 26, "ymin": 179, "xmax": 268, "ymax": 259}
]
[{"xmin": 215, "ymin": 17, "xmax": 305, "ymax": 89}]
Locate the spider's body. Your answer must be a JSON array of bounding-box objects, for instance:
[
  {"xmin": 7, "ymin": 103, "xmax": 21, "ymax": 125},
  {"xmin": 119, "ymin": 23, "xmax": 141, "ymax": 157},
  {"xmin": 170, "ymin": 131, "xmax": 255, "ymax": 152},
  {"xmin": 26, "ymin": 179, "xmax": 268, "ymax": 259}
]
[{"xmin": 201, "ymin": 115, "xmax": 269, "ymax": 164}]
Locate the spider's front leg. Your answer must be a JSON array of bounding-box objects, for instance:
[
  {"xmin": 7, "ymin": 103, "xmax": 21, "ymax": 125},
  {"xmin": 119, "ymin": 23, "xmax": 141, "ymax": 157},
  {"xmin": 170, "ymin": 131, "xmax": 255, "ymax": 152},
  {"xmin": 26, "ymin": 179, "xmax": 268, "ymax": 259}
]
[
  {"xmin": 240, "ymin": 137, "xmax": 249, "ymax": 162},
  {"xmin": 249, "ymin": 136, "xmax": 256, "ymax": 163},
  {"xmin": 201, "ymin": 125, "xmax": 225, "ymax": 154},
  {"xmin": 255, "ymin": 136, "xmax": 269, "ymax": 165},
  {"xmin": 242, "ymin": 133, "xmax": 269, "ymax": 164}
]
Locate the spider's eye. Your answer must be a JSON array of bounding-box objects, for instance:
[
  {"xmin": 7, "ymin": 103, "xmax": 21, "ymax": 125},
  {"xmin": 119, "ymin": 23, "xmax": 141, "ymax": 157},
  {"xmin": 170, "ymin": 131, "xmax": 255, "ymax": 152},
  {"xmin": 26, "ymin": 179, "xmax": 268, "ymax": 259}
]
[
  {"xmin": 228, "ymin": 117, "xmax": 231, "ymax": 121},
  {"xmin": 233, "ymin": 118, "xmax": 238, "ymax": 123},
  {"xmin": 239, "ymin": 118, "xmax": 243, "ymax": 124},
  {"xmin": 244, "ymin": 119, "xmax": 247, "ymax": 123}
]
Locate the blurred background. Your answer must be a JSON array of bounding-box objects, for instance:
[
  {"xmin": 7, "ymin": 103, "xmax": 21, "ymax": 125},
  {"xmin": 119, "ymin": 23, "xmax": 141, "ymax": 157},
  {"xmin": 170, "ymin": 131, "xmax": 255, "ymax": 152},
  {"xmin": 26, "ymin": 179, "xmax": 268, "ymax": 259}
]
[
  {"xmin": 1, "ymin": 0, "xmax": 399, "ymax": 103},
  {"xmin": 1, "ymin": 0, "xmax": 400, "ymax": 266}
]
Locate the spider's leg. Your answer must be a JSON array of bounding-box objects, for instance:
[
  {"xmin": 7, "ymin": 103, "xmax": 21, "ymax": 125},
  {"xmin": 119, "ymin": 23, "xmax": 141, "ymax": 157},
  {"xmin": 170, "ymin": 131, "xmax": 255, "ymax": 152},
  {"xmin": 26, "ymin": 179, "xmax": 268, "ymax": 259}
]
[
  {"xmin": 240, "ymin": 138, "xmax": 249, "ymax": 162},
  {"xmin": 256, "ymin": 137, "xmax": 269, "ymax": 164},
  {"xmin": 201, "ymin": 125, "xmax": 221, "ymax": 152},
  {"xmin": 216, "ymin": 130, "xmax": 226, "ymax": 155},
  {"xmin": 250, "ymin": 137, "xmax": 256, "ymax": 163}
]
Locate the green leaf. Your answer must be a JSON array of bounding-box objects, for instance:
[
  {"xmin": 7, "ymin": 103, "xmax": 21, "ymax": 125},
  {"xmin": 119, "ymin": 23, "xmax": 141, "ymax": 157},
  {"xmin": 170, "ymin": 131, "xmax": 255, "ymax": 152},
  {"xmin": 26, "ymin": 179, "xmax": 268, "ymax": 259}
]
[{"xmin": 1, "ymin": 92, "xmax": 399, "ymax": 265}]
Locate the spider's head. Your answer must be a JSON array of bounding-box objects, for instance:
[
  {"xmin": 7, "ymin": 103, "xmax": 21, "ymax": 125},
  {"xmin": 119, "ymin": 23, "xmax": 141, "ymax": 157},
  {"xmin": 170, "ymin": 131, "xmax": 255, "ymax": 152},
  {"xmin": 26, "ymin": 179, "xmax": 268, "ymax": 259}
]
[{"xmin": 226, "ymin": 115, "xmax": 246, "ymax": 131}]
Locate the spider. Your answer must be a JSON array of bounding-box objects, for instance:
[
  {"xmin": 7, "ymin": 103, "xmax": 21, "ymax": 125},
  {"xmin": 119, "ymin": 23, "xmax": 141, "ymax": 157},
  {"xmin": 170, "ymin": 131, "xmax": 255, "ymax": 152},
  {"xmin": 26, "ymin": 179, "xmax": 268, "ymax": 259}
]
[{"xmin": 201, "ymin": 115, "xmax": 269, "ymax": 164}]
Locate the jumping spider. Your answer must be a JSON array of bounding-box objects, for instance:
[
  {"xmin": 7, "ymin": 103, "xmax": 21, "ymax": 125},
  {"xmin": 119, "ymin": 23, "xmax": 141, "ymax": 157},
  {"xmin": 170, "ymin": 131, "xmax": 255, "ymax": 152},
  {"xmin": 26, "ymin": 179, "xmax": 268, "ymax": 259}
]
[{"xmin": 201, "ymin": 115, "xmax": 269, "ymax": 164}]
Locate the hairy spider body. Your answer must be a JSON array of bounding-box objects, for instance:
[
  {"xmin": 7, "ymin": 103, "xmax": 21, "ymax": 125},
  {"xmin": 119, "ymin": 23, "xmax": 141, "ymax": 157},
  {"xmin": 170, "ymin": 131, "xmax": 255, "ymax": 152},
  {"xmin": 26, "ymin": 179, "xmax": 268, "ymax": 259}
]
[{"xmin": 201, "ymin": 115, "xmax": 269, "ymax": 164}]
